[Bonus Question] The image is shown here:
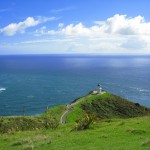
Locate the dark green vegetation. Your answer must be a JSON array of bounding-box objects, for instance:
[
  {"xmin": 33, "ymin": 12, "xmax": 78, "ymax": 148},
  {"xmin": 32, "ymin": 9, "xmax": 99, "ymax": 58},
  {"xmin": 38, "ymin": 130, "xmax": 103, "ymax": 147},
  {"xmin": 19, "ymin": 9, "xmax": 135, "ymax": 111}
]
[
  {"xmin": 81, "ymin": 93, "xmax": 150, "ymax": 118},
  {"xmin": 0, "ymin": 92, "xmax": 150, "ymax": 150},
  {"xmin": 66, "ymin": 92, "xmax": 150, "ymax": 124},
  {"xmin": 0, "ymin": 105, "xmax": 66, "ymax": 134}
]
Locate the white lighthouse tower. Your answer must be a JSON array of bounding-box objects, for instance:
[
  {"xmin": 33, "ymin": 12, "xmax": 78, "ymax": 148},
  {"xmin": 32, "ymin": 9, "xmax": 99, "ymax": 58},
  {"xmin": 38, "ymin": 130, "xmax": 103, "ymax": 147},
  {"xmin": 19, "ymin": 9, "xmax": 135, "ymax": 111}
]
[
  {"xmin": 92, "ymin": 83, "xmax": 104, "ymax": 94},
  {"xmin": 97, "ymin": 83, "xmax": 102, "ymax": 94}
]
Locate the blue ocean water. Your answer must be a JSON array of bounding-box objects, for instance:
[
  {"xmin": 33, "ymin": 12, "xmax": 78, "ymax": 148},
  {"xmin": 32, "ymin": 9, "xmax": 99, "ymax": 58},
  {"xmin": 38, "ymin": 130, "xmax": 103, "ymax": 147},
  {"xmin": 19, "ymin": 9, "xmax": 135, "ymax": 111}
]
[{"xmin": 0, "ymin": 55, "xmax": 150, "ymax": 116}]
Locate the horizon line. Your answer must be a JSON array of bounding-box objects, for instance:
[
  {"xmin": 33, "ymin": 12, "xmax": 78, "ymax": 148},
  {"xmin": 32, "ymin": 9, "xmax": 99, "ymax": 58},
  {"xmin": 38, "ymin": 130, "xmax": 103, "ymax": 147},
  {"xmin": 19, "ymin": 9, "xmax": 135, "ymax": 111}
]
[{"xmin": 0, "ymin": 53, "xmax": 150, "ymax": 56}]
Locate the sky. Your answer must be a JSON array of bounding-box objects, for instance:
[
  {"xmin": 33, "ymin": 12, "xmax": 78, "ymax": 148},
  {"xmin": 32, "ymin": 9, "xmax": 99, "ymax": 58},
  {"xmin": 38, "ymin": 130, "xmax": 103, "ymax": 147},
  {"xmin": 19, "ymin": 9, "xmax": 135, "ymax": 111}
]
[{"xmin": 0, "ymin": 0, "xmax": 150, "ymax": 55}]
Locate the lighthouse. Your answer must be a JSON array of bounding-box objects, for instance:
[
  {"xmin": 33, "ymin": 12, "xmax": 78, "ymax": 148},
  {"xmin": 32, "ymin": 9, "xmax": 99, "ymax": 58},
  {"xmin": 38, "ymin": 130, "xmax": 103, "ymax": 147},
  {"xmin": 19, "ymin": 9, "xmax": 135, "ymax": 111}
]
[
  {"xmin": 97, "ymin": 83, "xmax": 102, "ymax": 94},
  {"xmin": 92, "ymin": 83, "xmax": 104, "ymax": 94}
]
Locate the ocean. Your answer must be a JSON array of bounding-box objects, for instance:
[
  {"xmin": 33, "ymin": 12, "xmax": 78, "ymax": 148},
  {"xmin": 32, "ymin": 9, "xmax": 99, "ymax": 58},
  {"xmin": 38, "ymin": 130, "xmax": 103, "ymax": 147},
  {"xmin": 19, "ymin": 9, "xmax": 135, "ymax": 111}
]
[{"xmin": 0, "ymin": 55, "xmax": 150, "ymax": 116}]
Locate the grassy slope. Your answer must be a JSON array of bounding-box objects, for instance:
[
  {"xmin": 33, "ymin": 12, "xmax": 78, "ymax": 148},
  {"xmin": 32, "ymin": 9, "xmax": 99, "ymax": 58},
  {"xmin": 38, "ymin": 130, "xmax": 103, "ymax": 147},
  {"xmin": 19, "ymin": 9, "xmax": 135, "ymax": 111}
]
[
  {"xmin": 0, "ymin": 93, "xmax": 150, "ymax": 149},
  {"xmin": 0, "ymin": 105, "xmax": 66, "ymax": 133},
  {"xmin": 81, "ymin": 93, "xmax": 150, "ymax": 118},
  {"xmin": 39, "ymin": 116, "xmax": 150, "ymax": 150},
  {"xmin": 66, "ymin": 92, "xmax": 150, "ymax": 123},
  {"xmin": 40, "ymin": 105, "xmax": 66, "ymax": 120},
  {"xmin": 1, "ymin": 116, "xmax": 150, "ymax": 149}
]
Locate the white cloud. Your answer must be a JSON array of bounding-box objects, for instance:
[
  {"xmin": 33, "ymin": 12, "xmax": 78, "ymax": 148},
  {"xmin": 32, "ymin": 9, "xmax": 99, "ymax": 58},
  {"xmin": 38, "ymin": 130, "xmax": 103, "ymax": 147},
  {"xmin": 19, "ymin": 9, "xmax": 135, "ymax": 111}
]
[
  {"xmin": 2, "ymin": 14, "xmax": 150, "ymax": 54},
  {"xmin": 121, "ymin": 37, "xmax": 147, "ymax": 50},
  {"xmin": 0, "ymin": 16, "xmax": 56, "ymax": 36},
  {"xmin": 58, "ymin": 23, "xmax": 64, "ymax": 28},
  {"xmin": 20, "ymin": 38, "xmax": 73, "ymax": 44},
  {"xmin": 35, "ymin": 14, "xmax": 150, "ymax": 53},
  {"xmin": 93, "ymin": 21, "xmax": 105, "ymax": 25},
  {"xmin": 53, "ymin": 14, "xmax": 150, "ymax": 37},
  {"xmin": 37, "ymin": 16, "xmax": 56, "ymax": 23},
  {"xmin": 61, "ymin": 23, "xmax": 92, "ymax": 36},
  {"xmin": 101, "ymin": 14, "xmax": 150, "ymax": 35},
  {"xmin": 0, "ymin": 17, "xmax": 39, "ymax": 36},
  {"xmin": 34, "ymin": 26, "xmax": 56, "ymax": 36}
]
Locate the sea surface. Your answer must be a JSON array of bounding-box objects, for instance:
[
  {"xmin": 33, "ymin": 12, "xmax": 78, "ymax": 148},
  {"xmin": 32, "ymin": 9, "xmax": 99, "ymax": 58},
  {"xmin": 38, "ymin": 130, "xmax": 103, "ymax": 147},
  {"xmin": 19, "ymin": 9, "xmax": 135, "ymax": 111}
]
[{"xmin": 0, "ymin": 55, "xmax": 150, "ymax": 116}]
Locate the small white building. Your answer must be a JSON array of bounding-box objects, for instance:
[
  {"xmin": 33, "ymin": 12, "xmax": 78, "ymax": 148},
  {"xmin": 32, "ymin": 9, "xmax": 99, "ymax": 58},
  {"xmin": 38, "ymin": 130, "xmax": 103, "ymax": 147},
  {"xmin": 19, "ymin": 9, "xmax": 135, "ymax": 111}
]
[{"xmin": 93, "ymin": 84, "xmax": 103, "ymax": 94}]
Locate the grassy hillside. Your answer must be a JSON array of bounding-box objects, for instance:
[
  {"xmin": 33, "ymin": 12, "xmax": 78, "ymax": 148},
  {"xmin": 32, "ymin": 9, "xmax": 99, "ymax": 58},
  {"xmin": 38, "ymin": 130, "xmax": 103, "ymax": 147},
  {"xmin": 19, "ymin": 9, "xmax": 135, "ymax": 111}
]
[
  {"xmin": 81, "ymin": 93, "xmax": 150, "ymax": 118},
  {"xmin": 0, "ymin": 92, "xmax": 150, "ymax": 149},
  {"xmin": 0, "ymin": 105, "xmax": 66, "ymax": 134},
  {"xmin": 40, "ymin": 105, "xmax": 66, "ymax": 120},
  {"xmin": 66, "ymin": 92, "xmax": 150, "ymax": 123}
]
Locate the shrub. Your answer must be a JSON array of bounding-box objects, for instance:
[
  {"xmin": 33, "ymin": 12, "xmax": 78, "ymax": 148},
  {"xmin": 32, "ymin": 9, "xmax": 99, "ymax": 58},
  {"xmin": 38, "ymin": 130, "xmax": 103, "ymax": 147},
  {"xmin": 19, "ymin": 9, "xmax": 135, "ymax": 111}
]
[
  {"xmin": 72, "ymin": 113, "xmax": 95, "ymax": 131},
  {"xmin": 126, "ymin": 129, "xmax": 146, "ymax": 134},
  {"xmin": 141, "ymin": 139, "xmax": 150, "ymax": 146},
  {"xmin": 0, "ymin": 116, "xmax": 59, "ymax": 133}
]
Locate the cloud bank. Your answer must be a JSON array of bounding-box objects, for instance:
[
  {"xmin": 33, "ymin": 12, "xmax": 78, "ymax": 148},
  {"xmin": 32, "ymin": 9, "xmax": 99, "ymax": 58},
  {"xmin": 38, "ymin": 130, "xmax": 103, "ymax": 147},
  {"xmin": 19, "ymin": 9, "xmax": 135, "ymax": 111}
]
[
  {"xmin": 32, "ymin": 14, "xmax": 150, "ymax": 54},
  {"xmin": 1, "ymin": 14, "xmax": 150, "ymax": 54},
  {"xmin": 36, "ymin": 14, "xmax": 150, "ymax": 36}
]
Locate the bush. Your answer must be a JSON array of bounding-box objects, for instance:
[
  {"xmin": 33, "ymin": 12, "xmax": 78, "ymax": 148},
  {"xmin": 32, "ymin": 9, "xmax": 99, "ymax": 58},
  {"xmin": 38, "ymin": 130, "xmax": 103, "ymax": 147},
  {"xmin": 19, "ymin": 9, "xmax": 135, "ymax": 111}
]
[
  {"xmin": 0, "ymin": 116, "xmax": 59, "ymax": 133},
  {"xmin": 72, "ymin": 113, "xmax": 95, "ymax": 131},
  {"xmin": 42, "ymin": 117, "xmax": 59, "ymax": 129}
]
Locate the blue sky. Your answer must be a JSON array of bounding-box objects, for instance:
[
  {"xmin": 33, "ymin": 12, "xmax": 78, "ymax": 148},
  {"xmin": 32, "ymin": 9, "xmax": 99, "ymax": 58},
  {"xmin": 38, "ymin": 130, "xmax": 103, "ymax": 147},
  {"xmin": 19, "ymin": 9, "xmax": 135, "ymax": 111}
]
[{"xmin": 0, "ymin": 0, "xmax": 150, "ymax": 54}]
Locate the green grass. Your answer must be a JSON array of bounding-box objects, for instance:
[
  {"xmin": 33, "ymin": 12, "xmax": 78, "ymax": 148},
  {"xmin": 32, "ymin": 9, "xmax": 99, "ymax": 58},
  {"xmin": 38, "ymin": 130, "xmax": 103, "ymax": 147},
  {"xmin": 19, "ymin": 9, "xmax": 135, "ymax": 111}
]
[
  {"xmin": 66, "ymin": 92, "xmax": 150, "ymax": 124},
  {"xmin": 40, "ymin": 105, "xmax": 66, "ymax": 120},
  {"xmin": 0, "ymin": 105, "xmax": 66, "ymax": 134},
  {"xmin": 0, "ymin": 92, "xmax": 150, "ymax": 149},
  {"xmin": 66, "ymin": 97, "xmax": 86, "ymax": 124},
  {"xmin": 66, "ymin": 93, "xmax": 110, "ymax": 124},
  {"xmin": 81, "ymin": 93, "xmax": 150, "ymax": 119},
  {"xmin": 1, "ymin": 116, "xmax": 150, "ymax": 149}
]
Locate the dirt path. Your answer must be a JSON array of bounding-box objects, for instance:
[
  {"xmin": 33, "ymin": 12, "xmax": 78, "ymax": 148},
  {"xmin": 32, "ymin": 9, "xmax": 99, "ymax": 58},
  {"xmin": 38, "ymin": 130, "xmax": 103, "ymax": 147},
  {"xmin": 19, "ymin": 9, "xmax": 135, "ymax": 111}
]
[
  {"xmin": 60, "ymin": 100, "xmax": 82, "ymax": 124},
  {"xmin": 60, "ymin": 92, "xmax": 105, "ymax": 124}
]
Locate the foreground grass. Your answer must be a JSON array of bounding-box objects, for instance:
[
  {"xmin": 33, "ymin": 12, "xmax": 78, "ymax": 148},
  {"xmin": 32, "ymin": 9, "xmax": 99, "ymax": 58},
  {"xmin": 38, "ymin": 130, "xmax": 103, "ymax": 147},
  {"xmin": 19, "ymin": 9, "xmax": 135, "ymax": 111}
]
[
  {"xmin": 0, "ymin": 92, "xmax": 150, "ymax": 149},
  {"xmin": 0, "ymin": 116, "xmax": 150, "ymax": 150}
]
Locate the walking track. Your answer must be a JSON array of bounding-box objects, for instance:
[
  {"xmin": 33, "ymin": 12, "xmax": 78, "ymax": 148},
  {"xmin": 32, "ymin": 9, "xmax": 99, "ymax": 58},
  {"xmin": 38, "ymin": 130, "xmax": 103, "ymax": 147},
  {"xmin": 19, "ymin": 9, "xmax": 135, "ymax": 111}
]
[
  {"xmin": 60, "ymin": 100, "xmax": 82, "ymax": 124},
  {"xmin": 60, "ymin": 92, "xmax": 105, "ymax": 124}
]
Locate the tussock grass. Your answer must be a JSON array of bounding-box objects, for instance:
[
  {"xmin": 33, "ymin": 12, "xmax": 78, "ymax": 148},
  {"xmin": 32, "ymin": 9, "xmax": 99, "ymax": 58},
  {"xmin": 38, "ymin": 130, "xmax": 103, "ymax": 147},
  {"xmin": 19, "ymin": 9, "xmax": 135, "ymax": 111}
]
[
  {"xmin": 23, "ymin": 144, "xmax": 34, "ymax": 150},
  {"xmin": 126, "ymin": 129, "xmax": 146, "ymax": 134},
  {"xmin": 141, "ymin": 139, "xmax": 150, "ymax": 146},
  {"xmin": 11, "ymin": 134, "xmax": 51, "ymax": 149},
  {"xmin": 117, "ymin": 121, "xmax": 125, "ymax": 126},
  {"xmin": 12, "ymin": 138, "xmax": 32, "ymax": 146}
]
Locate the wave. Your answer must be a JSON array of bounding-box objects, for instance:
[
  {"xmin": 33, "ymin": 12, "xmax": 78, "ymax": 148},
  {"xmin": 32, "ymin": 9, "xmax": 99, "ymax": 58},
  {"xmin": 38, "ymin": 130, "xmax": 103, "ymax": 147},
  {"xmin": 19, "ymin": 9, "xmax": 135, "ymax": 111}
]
[
  {"xmin": 27, "ymin": 95, "xmax": 34, "ymax": 98},
  {"xmin": 130, "ymin": 87, "xmax": 149, "ymax": 93},
  {"xmin": 0, "ymin": 87, "xmax": 6, "ymax": 93}
]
